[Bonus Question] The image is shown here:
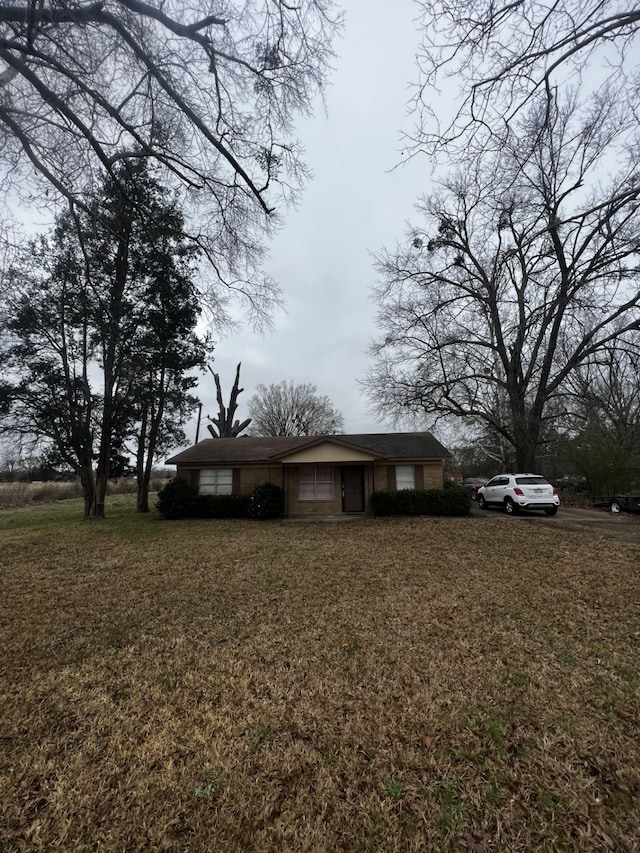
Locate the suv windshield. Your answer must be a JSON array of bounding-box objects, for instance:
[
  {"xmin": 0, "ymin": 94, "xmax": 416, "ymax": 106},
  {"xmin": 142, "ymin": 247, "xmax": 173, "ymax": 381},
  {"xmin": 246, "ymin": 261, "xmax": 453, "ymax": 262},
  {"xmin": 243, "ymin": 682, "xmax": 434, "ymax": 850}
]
[{"xmin": 515, "ymin": 476, "xmax": 548, "ymax": 485}]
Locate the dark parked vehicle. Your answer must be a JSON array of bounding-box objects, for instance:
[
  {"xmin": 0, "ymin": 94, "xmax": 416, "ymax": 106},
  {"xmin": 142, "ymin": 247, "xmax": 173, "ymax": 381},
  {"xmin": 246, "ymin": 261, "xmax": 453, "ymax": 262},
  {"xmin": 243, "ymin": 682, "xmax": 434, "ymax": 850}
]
[
  {"xmin": 593, "ymin": 494, "xmax": 640, "ymax": 514},
  {"xmin": 555, "ymin": 475, "xmax": 588, "ymax": 492},
  {"xmin": 461, "ymin": 477, "xmax": 489, "ymax": 499}
]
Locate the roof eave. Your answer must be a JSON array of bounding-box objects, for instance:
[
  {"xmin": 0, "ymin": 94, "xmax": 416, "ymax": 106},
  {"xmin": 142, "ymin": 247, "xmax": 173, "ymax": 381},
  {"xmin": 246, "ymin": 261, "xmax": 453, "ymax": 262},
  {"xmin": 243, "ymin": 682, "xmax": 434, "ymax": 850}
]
[{"xmin": 272, "ymin": 435, "xmax": 388, "ymax": 461}]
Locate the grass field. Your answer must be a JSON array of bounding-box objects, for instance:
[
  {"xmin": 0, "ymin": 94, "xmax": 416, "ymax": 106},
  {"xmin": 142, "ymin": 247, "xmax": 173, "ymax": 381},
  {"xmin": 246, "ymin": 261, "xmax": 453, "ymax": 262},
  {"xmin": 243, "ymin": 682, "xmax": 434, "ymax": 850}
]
[
  {"xmin": 1, "ymin": 497, "xmax": 638, "ymax": 852},
  {"xmin": 0, "ymin": 478, "xmax": 170, "ymax": 510}
]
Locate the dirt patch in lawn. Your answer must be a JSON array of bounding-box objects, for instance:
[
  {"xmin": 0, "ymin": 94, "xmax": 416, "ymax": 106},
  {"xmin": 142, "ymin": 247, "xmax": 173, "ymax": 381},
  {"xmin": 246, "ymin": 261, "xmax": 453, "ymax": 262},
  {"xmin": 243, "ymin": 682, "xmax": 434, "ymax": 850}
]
[{"xmin": 1, "ymin": 504, "xmax": 638, "ymax": 851}]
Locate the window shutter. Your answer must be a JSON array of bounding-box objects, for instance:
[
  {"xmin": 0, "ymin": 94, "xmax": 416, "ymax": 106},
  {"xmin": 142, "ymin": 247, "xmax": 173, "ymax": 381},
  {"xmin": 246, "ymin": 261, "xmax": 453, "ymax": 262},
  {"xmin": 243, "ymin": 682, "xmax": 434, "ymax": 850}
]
[
  {"xmin": 415, "ymin": 465, "xmax": 424, "ymax": 490},
  {"xmin": 387, "ymin": 466, "xmax": 396, "ymax": 490}
]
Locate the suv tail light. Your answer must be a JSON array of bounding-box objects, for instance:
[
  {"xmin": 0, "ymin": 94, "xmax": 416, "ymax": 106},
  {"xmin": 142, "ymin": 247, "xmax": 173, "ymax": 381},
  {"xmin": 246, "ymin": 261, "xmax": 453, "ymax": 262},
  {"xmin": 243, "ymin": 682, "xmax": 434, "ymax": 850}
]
[
  {"xmin": 514, "ymin": 487, "xmax": 524, "ymax": 496},
  {"xmin": 553, "ymin": 487, "xmax": 558, "ymax": 495}
]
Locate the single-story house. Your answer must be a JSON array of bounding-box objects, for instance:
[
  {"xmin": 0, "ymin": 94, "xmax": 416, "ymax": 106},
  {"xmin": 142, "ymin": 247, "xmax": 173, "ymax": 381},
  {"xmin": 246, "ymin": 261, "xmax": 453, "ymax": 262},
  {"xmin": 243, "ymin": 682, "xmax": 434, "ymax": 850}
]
[{"xmin": 166, "ymin": 432, "xmax": 451, "ymax": 518}]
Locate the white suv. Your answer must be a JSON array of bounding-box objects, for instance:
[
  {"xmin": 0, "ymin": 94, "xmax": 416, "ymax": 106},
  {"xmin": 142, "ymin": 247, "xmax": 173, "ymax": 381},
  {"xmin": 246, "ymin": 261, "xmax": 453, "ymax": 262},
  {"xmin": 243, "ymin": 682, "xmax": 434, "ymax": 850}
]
[{"xmin": 477, "ymin": 474, "xmax": 560, "ymax": 516}]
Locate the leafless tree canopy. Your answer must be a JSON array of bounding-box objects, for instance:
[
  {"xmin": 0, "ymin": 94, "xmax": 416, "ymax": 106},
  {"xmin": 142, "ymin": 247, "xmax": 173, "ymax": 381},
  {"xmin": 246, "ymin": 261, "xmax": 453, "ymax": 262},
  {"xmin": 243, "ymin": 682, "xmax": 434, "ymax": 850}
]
[
  {"xmin": 366, "ymin": 90, "xmax": 640, "ymax": 471},
  {"xmin": 0, "ymin": 1, "xmax": 340, "ymax": 318},
  {"xmin": 412, "ymin": 0, "xmax": 640, "ymax": 158},
  {"xmin": 567, "ymin": 339, "xmax": 640, "ymax": 452},
  {"xmin": 248, "ymin": 380, "xmax": 344, "ymax": 436},
  {"xmin": 562, "ymin": 337, "xmax": 640, "ymax": 490}
]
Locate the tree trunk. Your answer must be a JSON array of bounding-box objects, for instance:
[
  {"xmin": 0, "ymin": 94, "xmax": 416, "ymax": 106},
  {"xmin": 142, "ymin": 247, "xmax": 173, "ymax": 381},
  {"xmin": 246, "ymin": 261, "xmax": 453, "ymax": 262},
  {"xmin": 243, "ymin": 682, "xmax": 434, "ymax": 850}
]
[
  {"xmin": 135, "ymin": 406, "xmax": 150, "ymax": 513},
  {"xmin": 207, "ymin": 362, "xmax": 251, "ymax": 437},
  {"xmin": 137, "ymin": 475, "xmax": 151, "ymax": 513},
  {"xmin": 79, "ymin": 462, "xmax": 97, "ymax": 519},
  {"xmin": 515, "ymin": 444, "xmax": 538, "ymax": 474},
  {"xmin": 91, "ymin": 463, "xmax": 109, "ymax": 519},
  {"xmin": 87, "ymin": 218, "xmax": 131, "ymax": 520},
  {"xmin": 514, "ymin": 415, "xmax": 541, "ymax": 473}
]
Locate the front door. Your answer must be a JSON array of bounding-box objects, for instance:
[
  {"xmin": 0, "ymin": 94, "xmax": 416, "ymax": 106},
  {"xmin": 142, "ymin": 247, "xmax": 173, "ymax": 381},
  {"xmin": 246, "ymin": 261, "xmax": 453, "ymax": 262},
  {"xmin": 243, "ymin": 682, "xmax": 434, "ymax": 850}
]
[{"xmin": 342, "ymin": 466, "xmax": 365, "ymax": 512}]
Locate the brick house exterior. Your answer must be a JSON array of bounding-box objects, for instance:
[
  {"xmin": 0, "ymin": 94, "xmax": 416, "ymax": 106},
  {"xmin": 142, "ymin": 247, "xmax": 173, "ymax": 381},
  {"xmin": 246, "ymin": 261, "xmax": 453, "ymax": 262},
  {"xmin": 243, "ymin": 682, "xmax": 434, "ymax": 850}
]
[{"xmin": 166, "ymin": 432, "xmax": 451, "ymax": 518}]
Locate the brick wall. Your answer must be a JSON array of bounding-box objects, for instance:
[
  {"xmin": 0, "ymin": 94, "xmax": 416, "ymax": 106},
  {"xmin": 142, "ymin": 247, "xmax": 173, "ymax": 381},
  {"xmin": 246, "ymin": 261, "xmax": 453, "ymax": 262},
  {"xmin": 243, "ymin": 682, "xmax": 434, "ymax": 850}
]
[
  {"xmin": 371, "ymin": 462, "xmax": 444, "ymax": 492},
  {"xmin": 422, "ymin": 461, "xmax": 444, "ymax": 489},
  {"xmin": 175, "ymin": 458, "xmax": 445, "ymax": 512},
  {"xmin": 237, "ymin": 466, "xmax": 283, "ymax": 494},
  {"xmin": 285, "ymin": 465, "xmax": 343, "ymax": 516}
]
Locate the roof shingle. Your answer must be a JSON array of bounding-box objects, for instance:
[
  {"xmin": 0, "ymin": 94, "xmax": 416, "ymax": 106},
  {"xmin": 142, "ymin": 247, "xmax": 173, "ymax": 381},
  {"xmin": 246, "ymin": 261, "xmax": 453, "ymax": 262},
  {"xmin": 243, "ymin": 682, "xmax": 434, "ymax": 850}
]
[{"xmin": 166, "ymin": 432, "xmax": 450, "ymax": 466}]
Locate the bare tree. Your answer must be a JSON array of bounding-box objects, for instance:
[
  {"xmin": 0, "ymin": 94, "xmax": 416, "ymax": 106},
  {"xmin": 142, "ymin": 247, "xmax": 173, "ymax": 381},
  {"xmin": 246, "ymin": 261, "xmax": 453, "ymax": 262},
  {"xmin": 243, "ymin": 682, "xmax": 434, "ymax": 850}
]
[
  {"xmin": 0, "ymin": 1, "xmax": 341, "ymax": 321},
  {"xmin": 569, "ymin": 344, "xmax": 640, "ymax": 452},
  {"xmin": 563, "ymin": 337, "xmax": 640, "ymax": 491},
  {"xmin": 206, "ymin": 362, "xmax": 251, "ymax": 438},
  {"xmin": 412, "ymin": 0, "xmax": 640, "ymax": 162},
  {"xmin": 365, "ymin": 90, "xmax": 640, "ymax": 472},
  {"xmin": 248, "ymin": 380, "xmax": 344, "ymax": 436}
]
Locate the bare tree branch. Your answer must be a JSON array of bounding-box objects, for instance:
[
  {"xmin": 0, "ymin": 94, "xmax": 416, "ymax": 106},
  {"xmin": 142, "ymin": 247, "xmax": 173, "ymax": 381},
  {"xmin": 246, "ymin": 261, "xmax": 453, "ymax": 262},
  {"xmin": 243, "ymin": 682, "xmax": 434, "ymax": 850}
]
[
  {"xmin": 366, "ymin": 89, "xmax": 640, "ymax": 470},
  {"xmin": 411, "ymin": 0, "xmax": 640, "ymax": 161},
  {"xmin": 0, "ymin": 0, "xmax": 342, "ymax": 321}
]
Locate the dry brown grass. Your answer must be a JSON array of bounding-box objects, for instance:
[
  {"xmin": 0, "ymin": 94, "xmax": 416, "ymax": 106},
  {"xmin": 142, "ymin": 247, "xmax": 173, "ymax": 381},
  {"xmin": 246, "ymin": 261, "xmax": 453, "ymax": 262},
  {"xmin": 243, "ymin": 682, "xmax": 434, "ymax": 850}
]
[
  {"xmin": 1, "ymin": 500, "xmax": 638, "ymax": 852},
  {"xmin": 0, "ymin": 478, "xmax": 170, "ymax": 510},
  {"xmin": 0, "ymin": 480, "xmax": 83, "ymax": 508}
]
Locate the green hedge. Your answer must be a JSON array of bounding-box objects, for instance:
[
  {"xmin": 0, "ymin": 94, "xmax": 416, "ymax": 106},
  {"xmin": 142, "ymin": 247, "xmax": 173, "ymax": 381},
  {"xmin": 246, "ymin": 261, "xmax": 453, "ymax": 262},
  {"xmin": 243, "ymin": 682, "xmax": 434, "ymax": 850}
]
[
  {"xmin": 157, "ymin": 480, "xmax": 469, "ymax": 520},
  {"xmin": 155, "ymin": 477, "xmax": 195, "ymax": 519},
  {"xmin": 156, "ymin": 478, "xmax": 284, "ymax": 520},
  {"xmin": 371, "ymin": 487, "xmax": 471, "ymax": 517},
  {"xmin": 193, "ymin": 493, "xmax": 252, "ymax": 519}
]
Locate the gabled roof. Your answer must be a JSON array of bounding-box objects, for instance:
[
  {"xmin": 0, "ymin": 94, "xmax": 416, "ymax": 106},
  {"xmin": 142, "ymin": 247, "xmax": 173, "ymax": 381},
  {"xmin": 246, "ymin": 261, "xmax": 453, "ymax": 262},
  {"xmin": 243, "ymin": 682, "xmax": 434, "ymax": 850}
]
[{"xmin": 166, "ymin": 432, "xmax": 450, "ymax": 466}]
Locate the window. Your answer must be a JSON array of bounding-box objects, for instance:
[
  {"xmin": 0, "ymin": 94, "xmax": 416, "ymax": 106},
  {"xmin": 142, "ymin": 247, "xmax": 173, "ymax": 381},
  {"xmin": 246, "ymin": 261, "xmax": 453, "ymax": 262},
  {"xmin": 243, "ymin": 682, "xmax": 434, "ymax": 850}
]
[
  {"xmin": 395, "ymin": 465, "xmax": 415, "ymax": 490},
  {"xmin": 298, "ymin": 464, "xmax": 334, "ymax": 501},
  {"xmin": 486, "ymin": 476, "xmax": 508, "ymax": 487},
  {"xmin": 199, "ymin": 468, "xmax": 233, "ymax": 495},
  {"xmin": 515, "ymin": 476, "xmax": 548, "ymax": 486}
]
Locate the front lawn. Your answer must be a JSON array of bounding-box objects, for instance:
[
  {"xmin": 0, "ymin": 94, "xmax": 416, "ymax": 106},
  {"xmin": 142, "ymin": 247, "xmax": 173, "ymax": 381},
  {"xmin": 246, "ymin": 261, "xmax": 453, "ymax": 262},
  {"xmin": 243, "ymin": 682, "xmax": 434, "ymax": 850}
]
[{"xmin": 1, "ymin": 498, "xmax": 638, "ymax": 851}]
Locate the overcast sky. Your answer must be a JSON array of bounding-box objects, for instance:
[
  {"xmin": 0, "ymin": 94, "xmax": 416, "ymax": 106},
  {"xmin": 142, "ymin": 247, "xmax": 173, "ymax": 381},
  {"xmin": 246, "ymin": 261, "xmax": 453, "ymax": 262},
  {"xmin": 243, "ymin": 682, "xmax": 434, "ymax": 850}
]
[{"xmin": 191, "ymin": 0, "xmax": 432, "ymax": 444}]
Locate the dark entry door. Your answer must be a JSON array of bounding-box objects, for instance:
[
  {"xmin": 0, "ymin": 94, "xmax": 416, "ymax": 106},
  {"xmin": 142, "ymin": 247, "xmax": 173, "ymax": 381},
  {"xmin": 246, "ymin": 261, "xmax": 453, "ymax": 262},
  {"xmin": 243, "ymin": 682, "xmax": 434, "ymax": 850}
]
[{"xmin": 342, "ymin": 466, "xmax": 365, "ymax": 512}]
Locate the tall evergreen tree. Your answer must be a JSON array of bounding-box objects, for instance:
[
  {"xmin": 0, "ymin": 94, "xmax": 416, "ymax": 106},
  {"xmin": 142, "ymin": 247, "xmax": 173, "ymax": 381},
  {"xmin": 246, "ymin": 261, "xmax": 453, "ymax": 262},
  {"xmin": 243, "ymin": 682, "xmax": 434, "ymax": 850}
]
[{"xmin": 2, "ymin": 158, "xmax": 208, "ymax": 517}]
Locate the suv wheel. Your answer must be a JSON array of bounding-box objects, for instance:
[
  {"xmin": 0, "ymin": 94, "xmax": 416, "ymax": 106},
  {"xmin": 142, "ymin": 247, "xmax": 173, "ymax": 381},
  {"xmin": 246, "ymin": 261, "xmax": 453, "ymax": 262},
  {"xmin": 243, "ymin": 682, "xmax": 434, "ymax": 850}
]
[
  {"xmin": 610, "ymin": 499, "xmax": 621, "ymax": 513},
  {"xmin": 504, "ymin": 497, "xmax": 518, "ymax": 515},
  {"xmin": 544, "ymin": 507, "xmax": 558, "ymax": 516},
  {"xmin": 477, "ymin": 494, "xmax": 487, "ymax": 510}
]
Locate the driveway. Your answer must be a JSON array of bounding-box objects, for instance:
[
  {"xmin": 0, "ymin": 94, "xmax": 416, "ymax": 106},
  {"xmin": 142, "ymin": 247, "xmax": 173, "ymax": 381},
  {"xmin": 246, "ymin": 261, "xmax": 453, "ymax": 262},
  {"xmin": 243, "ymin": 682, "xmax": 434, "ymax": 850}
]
[{"xmin": 471, "ymin": 502, "xmax": 640, "ymax": 544}]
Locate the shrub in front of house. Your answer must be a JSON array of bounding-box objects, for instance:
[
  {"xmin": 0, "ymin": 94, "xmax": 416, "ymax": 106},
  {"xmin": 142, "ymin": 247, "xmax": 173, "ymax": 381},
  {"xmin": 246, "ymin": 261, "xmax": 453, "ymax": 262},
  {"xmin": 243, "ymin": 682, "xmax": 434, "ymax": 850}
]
[
  {"xmin": 371, "ymin": 487, "xmax": 471, "ymax": 517},
  {"xmin": 248, "ymin": 482, "xmax": 285, "ymax": 519},
  {"xmin": 156, "ymin": 477, "xmax": 196, "ymax": 519},
  {"xmin": 156, "ymin": 479, "xmax": 281, "ymax": 520},
  {"xmin": 193, "ymin": 493, "xmax": 252, "ymax": 519}
]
